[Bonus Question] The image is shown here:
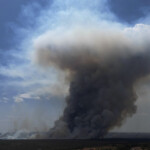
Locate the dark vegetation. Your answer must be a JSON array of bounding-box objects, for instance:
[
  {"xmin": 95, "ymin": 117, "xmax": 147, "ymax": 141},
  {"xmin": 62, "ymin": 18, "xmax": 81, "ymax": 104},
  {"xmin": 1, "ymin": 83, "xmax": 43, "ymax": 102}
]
[{"xmin": 0, "ymin": 139, "xmax": 150, "ymax": 150}]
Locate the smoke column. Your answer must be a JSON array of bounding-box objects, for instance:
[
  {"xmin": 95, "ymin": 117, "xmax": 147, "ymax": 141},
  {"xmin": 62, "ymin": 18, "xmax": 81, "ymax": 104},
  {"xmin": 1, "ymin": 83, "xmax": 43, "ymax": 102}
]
[{"xmin": 33, "ymin": 25, "xmax": 150, "ymax": 138}]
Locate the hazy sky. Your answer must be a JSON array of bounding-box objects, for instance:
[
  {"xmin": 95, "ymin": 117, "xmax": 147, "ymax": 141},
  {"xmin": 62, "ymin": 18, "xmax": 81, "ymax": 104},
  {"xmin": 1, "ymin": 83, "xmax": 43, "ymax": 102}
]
[{"xmin": 0, "ymin": 0, "xmax": 150, "ymax": 134}]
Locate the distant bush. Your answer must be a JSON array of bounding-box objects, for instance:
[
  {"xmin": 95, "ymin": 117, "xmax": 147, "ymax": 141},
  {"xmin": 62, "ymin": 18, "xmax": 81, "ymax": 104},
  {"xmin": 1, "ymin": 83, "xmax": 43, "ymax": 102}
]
[{"xmin": 116, "ymin": 144, "xmax": 131, "ymax": 150}]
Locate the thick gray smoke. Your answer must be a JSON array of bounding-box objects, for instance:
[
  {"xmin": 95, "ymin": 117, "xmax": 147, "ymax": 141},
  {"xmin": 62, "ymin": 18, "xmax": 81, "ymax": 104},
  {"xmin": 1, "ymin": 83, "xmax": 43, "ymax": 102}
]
[{"xmin": 33, "ymin": 26, "xmax": 150, "ymax": 138}]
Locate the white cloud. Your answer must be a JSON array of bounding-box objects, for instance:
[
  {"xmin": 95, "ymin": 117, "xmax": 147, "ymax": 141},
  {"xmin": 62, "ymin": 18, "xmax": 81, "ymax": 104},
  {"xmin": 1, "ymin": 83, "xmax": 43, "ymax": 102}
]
[
  {"xmin": 0, "ymin": 97, "xmax": 9, "ymax": 103},
  {"xmin": 14, "ymin": 97, "xmax": 24, "ymax": 103},
  {"xmin": 14, "ymin": 92, "xmax": 41, "ymax": 103}
]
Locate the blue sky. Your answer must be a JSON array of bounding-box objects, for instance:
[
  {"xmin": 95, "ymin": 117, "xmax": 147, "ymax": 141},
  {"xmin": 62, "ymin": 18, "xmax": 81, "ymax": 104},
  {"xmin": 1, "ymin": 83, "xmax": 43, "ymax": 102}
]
[
  {"xmin": 110, "ymin": 0, "xmax": 150, "ymax": 23},
  {"xmin": 0, "ymin": 0, "xmax": 150, "ymax": 134}
]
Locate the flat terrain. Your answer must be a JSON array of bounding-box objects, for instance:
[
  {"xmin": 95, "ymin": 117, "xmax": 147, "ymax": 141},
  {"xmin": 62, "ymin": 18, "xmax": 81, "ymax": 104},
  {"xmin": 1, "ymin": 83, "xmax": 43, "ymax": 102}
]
[{"xmin": 0, "ymin": 139, "xmax": 150, "ymax": 150}]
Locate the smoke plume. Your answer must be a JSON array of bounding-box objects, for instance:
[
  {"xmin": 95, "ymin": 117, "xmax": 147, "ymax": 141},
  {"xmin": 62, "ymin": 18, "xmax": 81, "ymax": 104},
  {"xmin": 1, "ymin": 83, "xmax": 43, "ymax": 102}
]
[{"xmin": 33, "ymin": 26, "xmax": 150, "ymax": 138}]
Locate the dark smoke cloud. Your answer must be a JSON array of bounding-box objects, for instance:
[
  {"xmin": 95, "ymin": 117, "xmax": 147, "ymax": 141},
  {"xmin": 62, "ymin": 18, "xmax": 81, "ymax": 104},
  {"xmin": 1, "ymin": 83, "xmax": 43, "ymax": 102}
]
[{"xmin": 34, "ymin": 26, "xmax": 150, "ymax": 138}]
